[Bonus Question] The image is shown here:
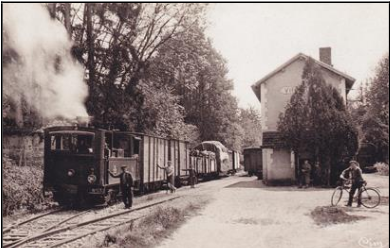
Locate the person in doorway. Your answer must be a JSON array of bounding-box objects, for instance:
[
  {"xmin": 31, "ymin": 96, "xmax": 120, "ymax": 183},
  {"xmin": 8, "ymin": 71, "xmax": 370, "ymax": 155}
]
[
  {"xmin": 340, "ymin": 160, "xmax": 366, "ymax": 207},
  {"xmin": 299, "ymin": 160, "xmax": 312, "ymax": 188},
  {"xmin": 108, "ymin": 165, "xmax": 134, "ymax": 208},
  {"xmin": 158, "ymin": 161, "xmax": 176, "ymax": 193},
  {"xmin": 104, "ymin": 142, "xmax": 111, "ymax": 158}
]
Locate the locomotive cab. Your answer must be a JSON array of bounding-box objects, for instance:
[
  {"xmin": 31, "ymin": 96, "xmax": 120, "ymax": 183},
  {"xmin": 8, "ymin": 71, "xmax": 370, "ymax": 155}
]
[
  {"xmin": 43, "ymin": 127, "xmax": 101, "ymax": 205},
  {"xmin": 43, "ymin": 126, "xmax": 141, "ymax": 206}
]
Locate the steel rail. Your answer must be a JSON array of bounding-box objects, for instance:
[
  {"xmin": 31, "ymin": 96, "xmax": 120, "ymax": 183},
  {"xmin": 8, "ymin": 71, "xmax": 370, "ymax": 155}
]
[
  {"xmin": 2, "ymin": 208, "xmax": 63, "ymax": 234},
  {"xmin": 49, "ymin": 216, "xmax": 143, "ymax": 248},
  {"xmin": 6, "ymin": 196, "xmax": 180, "ymax": 248}
]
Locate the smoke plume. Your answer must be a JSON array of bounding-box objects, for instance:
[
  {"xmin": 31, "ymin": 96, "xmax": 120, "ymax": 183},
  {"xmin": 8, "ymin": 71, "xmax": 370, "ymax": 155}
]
[{"xmin": 3, "ymin": 3, "xmax": 88, "ymax": 122}]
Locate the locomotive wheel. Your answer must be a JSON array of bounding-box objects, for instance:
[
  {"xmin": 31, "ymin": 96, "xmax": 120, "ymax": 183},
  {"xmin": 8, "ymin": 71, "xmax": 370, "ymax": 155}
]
[
  {"xmin": 53, "ymin": 193, "xmax": 70, "ymax": 206},
  {"xmin": 105, "ymin": 190, "xmax": 117, "ymax": 206},
  {"xmin": 76, "ymin": 191, "xmax": 89, "ymax": 209},
  {"xmin": 175, "ymin": 177, "xmax": 182, "ymax": 188}
]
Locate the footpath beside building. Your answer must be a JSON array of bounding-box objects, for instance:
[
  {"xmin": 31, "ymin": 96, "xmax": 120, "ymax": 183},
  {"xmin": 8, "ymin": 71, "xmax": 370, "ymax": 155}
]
[{"xmin": 251, "ymin": 48, "xmax": 355, "ymax": 185}]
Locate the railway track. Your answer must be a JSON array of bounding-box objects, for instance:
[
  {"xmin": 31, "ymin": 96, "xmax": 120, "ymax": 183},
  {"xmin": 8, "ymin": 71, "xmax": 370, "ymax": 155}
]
[
  {"xmin": 3, "ymin": 208, "xmax": 64, "ymax": 234},
  {"xmin": 2, "ymin": 196, "xmax": 180, "ymax": 248},
  {"xmin": 3, "ymin": 176, "xmax": 240, "ymax": 248}
]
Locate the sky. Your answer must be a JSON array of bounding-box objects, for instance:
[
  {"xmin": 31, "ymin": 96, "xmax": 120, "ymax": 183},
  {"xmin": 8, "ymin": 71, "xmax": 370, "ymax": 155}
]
[{"xmin": 205, "ymin": 3, "xmax": 389, "ymax": 109}]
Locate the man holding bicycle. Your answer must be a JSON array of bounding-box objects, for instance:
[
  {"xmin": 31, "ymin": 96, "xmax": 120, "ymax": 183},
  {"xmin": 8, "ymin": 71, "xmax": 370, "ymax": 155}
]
[{"xmin": 340, "ymin": 160, "xmax": 366, "ymax": 207}]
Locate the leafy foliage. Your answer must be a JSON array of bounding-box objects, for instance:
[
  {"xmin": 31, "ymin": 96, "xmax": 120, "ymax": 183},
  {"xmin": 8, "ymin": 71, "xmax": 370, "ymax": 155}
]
[
  {"xmin": 239, "ymin": 107, "xmax": 262, "ymax": 148},
  {"xmin": 2, "ymin": 156, "xmax": 50, "ymax": 216},
  {"xmin": 278, "ymin": 58, "xmax": 358, "ymax": 185},
  {"xmin": 3, "ymin": 3, "xmax": 262, "ymax": 153},
  {"xmin": 361, "ymin": 54, "xmax": 389, "ymax": 162},
  {"xmin": 150, "ymin": 22, "xmax": 245, "ymax": 150}
]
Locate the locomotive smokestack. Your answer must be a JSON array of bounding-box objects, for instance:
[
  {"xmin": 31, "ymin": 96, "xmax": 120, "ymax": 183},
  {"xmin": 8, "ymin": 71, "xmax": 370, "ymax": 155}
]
[{"xmin": 75, "ymin": 116, "xmax": 93, "ymax": 127}]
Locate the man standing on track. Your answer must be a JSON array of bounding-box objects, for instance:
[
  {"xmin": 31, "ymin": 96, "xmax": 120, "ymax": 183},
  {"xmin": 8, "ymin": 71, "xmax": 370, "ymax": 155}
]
[
  {"xmin": 158, "ymin": 161, "xmax": 177, "ymax": 193},
  {"xmin": 340, "ymin": 160, "xmax": 366, "ymax": 207},
  {"xmin": 108, "ymin": 165, "xmax": 134, "ymax": 208}
]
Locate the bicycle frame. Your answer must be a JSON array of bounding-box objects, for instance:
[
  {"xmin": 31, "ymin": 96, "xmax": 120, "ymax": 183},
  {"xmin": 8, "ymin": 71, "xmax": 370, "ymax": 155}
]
[{"xmin": 332, "ymin": 181, "xmax": 381, "ymax": 208}]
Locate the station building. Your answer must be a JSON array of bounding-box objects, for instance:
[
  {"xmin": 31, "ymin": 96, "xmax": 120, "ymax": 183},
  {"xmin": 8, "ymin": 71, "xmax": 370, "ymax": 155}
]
[{"xmin": 251, "ymin": 48, "xmax": 355, "ymax": 185}]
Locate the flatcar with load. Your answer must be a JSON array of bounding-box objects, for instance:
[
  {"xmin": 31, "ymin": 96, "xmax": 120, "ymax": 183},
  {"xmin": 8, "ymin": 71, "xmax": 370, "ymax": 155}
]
[{"xmin": 193, "ymin": 141, "xmax": 240, "ymax": 175}]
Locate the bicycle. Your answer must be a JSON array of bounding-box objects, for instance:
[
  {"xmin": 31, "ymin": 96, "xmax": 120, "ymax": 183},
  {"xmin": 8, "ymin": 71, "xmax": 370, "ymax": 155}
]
[{"xmin": 331, "ymin": 180, "xmax": 381, "ymax": 208}]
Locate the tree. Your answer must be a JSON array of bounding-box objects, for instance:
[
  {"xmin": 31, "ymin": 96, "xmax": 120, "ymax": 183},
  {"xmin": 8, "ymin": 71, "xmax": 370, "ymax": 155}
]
[
  {"xmin": 239, "ymin": 107, "xmax": 262, "ymax": 149},
  {"xmin": 50, "ymin": 3, "xmax": 206, "ymax": 131},
  {"xmin": 4, "ymin": 3, "xmax": 245, "ymax": 152},
  {"xmin": 151, "ymin": 22, "xmax": 243, "ymax": 150},
  {"xmin": 361, "ymin": 54, "xmax": 389, "ymax": 163},
  {"xmin": 278, "ymin": 58, "xmax": 358, "ymax": 185}
]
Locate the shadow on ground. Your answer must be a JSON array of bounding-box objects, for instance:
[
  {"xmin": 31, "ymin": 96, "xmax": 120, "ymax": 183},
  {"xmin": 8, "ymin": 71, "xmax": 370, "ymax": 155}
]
[
  {"xmin": 226, "ymin": 179, "xmax": 330, "ymax": 192},
  {"xmin": 311, "ymin": 206, "xmax": 368, "ymax": 226}
]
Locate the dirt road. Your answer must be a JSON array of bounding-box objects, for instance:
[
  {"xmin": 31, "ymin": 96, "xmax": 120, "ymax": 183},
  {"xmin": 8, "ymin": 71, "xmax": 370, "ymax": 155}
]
[{"xmin": 157, "ymin": 174, "xmax": 389, "ymax": 248}]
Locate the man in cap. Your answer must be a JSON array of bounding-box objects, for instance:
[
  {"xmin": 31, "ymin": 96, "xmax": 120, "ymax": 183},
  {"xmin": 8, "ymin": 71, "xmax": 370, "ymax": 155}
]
[
  {"xmin": 340, "ymin": 160, "xmax": 366, "ymax": 207},
  {"xmin": 158, "ymin": 161, "xmax": 176, "ymax": 193},
  {"xmin": 108, "ymin": 165, "xmax": 134, "ymax": 208}
]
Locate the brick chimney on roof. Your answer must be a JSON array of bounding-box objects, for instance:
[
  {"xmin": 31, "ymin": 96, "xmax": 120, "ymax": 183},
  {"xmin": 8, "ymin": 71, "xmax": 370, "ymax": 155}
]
[{"xmin": 319, "ymin": 47, "xmax": 332, "ymax": 66}]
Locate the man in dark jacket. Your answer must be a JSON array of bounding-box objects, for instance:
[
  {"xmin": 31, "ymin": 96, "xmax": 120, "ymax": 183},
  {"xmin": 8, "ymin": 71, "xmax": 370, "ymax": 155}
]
[
  {"xmin": 299, "ymin": 160, "xmax": 312, "ymax": 188},
  {"xmin": 108, "ymin": 165, "xmax": 134, "ymax": 208},
  {"xmin": 340, "ymin": 160, "xmax": 366, "ymax": 207}
]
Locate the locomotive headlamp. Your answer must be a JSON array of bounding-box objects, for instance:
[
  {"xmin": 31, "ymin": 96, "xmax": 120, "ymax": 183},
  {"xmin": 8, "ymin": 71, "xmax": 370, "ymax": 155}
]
[
  {"xmin": 87, "ymin": 174, "xmax": 97, "ymax": 184},
  {"xmin": 67, "ymin": 169, "xmax": 75, "ymax": 177}
]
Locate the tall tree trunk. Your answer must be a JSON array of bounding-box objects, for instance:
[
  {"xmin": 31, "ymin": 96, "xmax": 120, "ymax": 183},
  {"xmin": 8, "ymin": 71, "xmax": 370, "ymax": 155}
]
[
  {"xmin": 48, "ymin": 3, "xmax": 57, "ymax": 19},
  {"xmin": 86, "ymin": 3, "xmax": 95, "ymax": 118},
  {"xmin": 64, "ymin": 3, "xmax": 72, "ymax": 36}
]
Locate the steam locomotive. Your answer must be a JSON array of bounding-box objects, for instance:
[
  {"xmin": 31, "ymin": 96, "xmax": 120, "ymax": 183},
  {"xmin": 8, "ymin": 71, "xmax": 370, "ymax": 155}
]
[{"xmin": 43, "ymin": 125, "xmax": 240, "ymax": 206}]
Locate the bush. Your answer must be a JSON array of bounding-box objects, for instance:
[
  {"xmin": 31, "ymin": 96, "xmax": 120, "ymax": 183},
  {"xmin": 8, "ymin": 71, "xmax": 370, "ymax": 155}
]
[
  {"xmin": 374, "ymin": 162, "xmax": 389, "ymax": 176},
  {"xmin": 2, "ymin": 156, "xmax": 50, "ymax": 216}
]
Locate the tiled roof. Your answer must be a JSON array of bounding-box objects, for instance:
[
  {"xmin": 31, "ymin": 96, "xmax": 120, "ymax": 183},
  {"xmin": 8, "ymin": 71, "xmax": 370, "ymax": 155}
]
[{"xmin": 251, "ymin": 53, "xmax": 356, "ymax": 102}]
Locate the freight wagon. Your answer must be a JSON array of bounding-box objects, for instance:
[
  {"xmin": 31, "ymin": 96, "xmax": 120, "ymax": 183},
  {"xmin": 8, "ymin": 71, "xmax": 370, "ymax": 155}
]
[
  {"xmin": 229, "ymin": 150, "xmax": 241, "ymax": 173},
  {"xmin": 243, "ymin": 148, "xmax": 263, "ymax": 178},
  {"xmin": 193, "ymin": 141, "xmax": 240, "ymax": 175}
]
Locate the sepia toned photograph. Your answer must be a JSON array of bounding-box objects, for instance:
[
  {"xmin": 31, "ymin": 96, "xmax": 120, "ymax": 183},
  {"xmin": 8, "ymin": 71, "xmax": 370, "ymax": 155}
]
[{"xmin": 1, "ymin": 2, "xmax": 389, "ymax": 248}]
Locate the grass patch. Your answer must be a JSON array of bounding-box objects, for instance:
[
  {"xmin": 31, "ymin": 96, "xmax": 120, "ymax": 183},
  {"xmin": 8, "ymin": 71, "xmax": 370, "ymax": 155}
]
[
  {"xmin": 89, "ymin": 196, "xmax": 209, "ymax": 248},
  {"xmin": 379, "ymin": 196, "xmax": 389, "ymax": 206},
  {"xmin": 311, "ymin": 206, "xmax": 367, "ymax": 226}
]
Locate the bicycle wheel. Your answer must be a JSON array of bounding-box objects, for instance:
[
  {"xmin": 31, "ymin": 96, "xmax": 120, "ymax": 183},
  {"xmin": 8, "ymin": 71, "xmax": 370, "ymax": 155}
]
[
  {"xmin": 331, "ymin": 187, "xmax": 343, "ymax": 206},
  {"xmin": 361, "ymin": 188, "xmax": 381, "ymax": 208}
]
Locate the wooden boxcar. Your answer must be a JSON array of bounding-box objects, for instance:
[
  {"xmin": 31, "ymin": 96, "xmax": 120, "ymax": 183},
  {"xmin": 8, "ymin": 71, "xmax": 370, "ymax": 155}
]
[
  {"xmin": 243, "ymin": 148, "xmax": 263, "ymax": 178},
  {"xmin": 190, "ymin": 151, "xmax": 218, "ymax": 178},
  {"xmin": 229, "ymin": 150, "xmax": 241, "ymax": 173}
]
